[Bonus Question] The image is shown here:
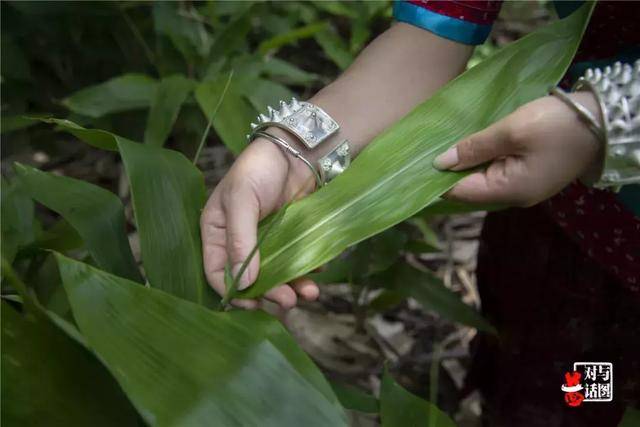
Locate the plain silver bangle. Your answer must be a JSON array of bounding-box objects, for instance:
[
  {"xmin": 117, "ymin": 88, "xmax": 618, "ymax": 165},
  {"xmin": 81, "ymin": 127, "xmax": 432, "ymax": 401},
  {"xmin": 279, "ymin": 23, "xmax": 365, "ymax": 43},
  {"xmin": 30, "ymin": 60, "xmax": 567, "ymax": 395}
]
[{"xmin": 251, "ymin": 130, "xmax": 323, "ymax": 189}]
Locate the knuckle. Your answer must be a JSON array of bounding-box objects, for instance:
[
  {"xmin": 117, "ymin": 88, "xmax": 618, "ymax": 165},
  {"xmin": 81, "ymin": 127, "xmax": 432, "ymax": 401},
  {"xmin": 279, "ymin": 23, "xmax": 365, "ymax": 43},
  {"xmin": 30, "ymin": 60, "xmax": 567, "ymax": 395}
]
[{"xmin": 458, "ymin": 138, "xmax": 478, "ymax": 163}]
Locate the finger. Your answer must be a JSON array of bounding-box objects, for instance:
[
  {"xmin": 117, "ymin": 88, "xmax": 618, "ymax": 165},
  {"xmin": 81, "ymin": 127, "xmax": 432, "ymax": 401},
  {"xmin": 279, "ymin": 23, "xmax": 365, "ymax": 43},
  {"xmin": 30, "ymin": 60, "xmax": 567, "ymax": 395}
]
[
  {"xmin": 231, "ymin": 298, "xmax": 260, "ymax": 310},
  {"xmin": 264, "ymin": 285, "xmax": 298, "ymax": 310},
  {"xmin": 201, "ymin": 189, "xmax": 228, "ymax": 297},
  {"xmin": 291, "ymin": 277, "xmax": 320, "ymax": 301},
  {"xmin": 223, "ymin": 182, "xmax": 261, "ymax": 291},
  {"xmin": 433, "ymin": 120, "xmax": 511, "ymax": 171},
  {"xmin": 443, "ymin": 159, "xmax": 523, "ymax": 205}
]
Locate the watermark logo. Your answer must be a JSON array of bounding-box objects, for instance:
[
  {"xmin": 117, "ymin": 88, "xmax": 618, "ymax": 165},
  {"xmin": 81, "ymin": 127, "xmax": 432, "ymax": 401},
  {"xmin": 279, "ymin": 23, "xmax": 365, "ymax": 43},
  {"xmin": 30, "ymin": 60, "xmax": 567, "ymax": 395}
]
[{"xmin": 561, "ymin": 362, "xmax": 613, "ymax": 407}]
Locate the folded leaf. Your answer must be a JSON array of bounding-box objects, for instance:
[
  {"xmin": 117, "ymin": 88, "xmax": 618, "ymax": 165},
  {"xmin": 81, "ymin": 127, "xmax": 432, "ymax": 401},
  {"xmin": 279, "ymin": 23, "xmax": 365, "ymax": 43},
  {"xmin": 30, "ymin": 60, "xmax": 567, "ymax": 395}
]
[
  {"xmin": 380, "ymin": 369, "xmax": 455, "ymax": 427},
  {"xmin": 144, "ymin": 75, "xmax": 194, "ymax": 147},
  {"xmin": 39, "ymin": 117, "xmax": 130, "ymax": 151},
  {"xmin": 15, "ymin": 164, "xmax": 141, "ymax": 282},
  {"xmin": 117, "ymin": 138, "xmax": 216, "ymax": 304},
  {"xmin": 56, "ymin": 254, "xmax": 348, "ymax": 427},
  {"xmin": 62, "ymin": 74, "xmax": 157, "ymax": 118},
  {"xmin": 1, "ymin": 302, "xmax": 138, "ymax": 426},
  {"xmin": 241, "ymin": 3, "xmax": 594, "ymax": 298}
]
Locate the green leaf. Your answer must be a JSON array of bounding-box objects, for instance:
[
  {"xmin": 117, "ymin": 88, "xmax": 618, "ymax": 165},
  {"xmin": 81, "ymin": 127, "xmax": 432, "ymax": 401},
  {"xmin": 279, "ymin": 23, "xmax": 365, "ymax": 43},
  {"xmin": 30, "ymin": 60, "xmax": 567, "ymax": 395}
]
[
  {"xmin": 242, "ymin": 78, "xmax": 296, "ymax": 113},
  {"xmin": 0, "ymin": 114, "xmax": 46, "ymax": 134},
  {"xmin": 144, "ymin": 74, "xmax": 194, "ymax": 147},
  {"xmin": 209, "ymin": 5, "xmax": 253, "ymax": 58},
  {"xmin": 62, "ymin": 74, "xmax": 157, "ymax": 118},
  {"xmin": 314, "ymin": 26, "xmax": 354, "ymax": 70},
  {"xmin": 380, "ymin": 263, "xmax": 496, "ymax": 334},
  {"xmin": 420, "ymin": 199, "xmax": 502, "ymax": 217},
  {"xmin": 260, "ymin": 57, "xmax": 319, "ymax": 85},
  {"xmin": 1, "ymin": 177, "xmax": 35, "ymax": 263},
  {"xmin": 117, "ymin": 138, "xmax": 215, "ymax": 304},
  {"xmin": 39, "ymin": 117, "xmax": 129, "ymax": 151},
  {"xmin": 258, "ymin": 22, "xmax": 328, "ymax": 55},
  {"xmin": 195, "ymin": 73, "xmax": 255, "ymax": 155},
  {"xmin": 56, "ymin": 254, "xmax": 348, "ymax": 427},
  {"xmin": 330, "ymin": 381, "xmax": 379, "ymax": 414},
  {"xmin": 240, "ymin": 3, "xmax": 594, "ymax": 298},
  {"xmin": 153, "ymin": 2, "xmax": 211, "ymax": 65},
  {"xmin": 380, "ymin": 368, "xmax": 455, "ymax": 427},
  {"xmin": 14, "ymin": 164, "xmax": 141, "ymax": 282},
  {"xmin": 1, "ymin": 301, "xmax": 138, "ymax": 426},
  {"xmin": 618, "ymin": 407, "xmax": 640, "ymax": 427}
]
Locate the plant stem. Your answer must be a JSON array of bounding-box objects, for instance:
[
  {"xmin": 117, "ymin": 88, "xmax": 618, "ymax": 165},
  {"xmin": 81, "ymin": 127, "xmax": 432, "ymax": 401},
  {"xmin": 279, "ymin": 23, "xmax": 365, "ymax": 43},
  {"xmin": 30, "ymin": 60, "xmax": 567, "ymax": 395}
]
[{"xmin": 192, "ymin": 70, "xmax": 234, "ymax": 165}]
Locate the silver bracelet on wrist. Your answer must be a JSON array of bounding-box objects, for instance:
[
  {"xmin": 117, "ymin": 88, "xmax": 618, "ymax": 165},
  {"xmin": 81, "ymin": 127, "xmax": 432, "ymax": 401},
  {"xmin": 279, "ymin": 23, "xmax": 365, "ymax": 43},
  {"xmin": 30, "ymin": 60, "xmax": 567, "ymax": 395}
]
[
  {"xmin": 247, "ymin": 98, "xmax": 351, "ymax": 187},
  {"xmin": 252, "ymin": 130, "xmax": 323, "ymax": 189},
  {"xmin": 573, "ymin": 60, "xmax": 640, "ymax": 190}
]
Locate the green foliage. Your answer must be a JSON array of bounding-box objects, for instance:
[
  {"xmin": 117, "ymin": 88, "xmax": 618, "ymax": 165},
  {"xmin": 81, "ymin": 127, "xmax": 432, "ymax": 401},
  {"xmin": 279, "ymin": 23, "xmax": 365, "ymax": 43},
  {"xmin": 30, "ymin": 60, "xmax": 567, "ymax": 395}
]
[
  {"xmin": 1, "ymin": 2, "xmax": 594, "ymax": 426},
  {"xmin": 15, "ymin": 164, "xmax": 142, "ymax": 282},
  {"xmin": 380, "ymin": 369, "xmax": 456, "ymax": 427},
  {"xmin": 241, "ymin": 3, "xmax": 594, "ymax": 298},
  {"xmin": 56, "ymin": 254, "xmax": 348, "ymax": 427}
]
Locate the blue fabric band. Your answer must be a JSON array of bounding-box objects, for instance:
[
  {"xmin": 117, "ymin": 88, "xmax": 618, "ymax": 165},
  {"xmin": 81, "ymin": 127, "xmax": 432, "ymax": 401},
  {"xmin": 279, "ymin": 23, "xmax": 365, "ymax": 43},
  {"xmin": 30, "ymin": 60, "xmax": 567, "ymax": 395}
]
[{"xmin": 393, "ymin": 1, "xmax": 492, "ymax": 46}]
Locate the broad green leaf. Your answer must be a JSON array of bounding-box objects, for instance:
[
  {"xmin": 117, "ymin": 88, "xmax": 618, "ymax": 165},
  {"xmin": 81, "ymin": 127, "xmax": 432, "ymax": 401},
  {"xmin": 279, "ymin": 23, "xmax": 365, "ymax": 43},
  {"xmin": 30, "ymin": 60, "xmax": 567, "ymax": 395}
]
[
  {"xmin": 0, "ymin": 114, "xmax": 45, "ymax": 134},
  {"xmin": 144, "ymin": 74, "xmax": 194, "ymax": 147},
  {"xmin": 56, "ymin": 254, "xmax": 348, "ymax": 427},
  {"xmin": 241, "ymin": 3, "xmax": 594, "ymax": 298},
  {"xmin": 209, "ymin": 4, "xmax": 253, "ymax": 58},
  {"xmin": 1, "ymin": 302, "xmax": 138, "ymax": 426},
  {"xmin": 258, "ymin": 22, "xmax": 328, "ymax": 55},
  {"xmin": 39, "ymin": 117, "xmax": 129, "ymax": 151},
  {"xmin": 379, "ymin": 263, "xmax": 496, "ymax": 334},
  {"xmin": 330, "ymin": 381, "xmax": 379, "ymax": 414},
  {"xmin": 62, "ymin": 74, "xmax": 157, "ymax": 118},
  {"xmin": 1, "ymin": 177, "xmax": 35, "ymax": 263},
  {"xmin": 242, "ymin": 78, "xmax": 296, "ymax": 113},
  {"xmin": 261, "ymin": 57, "xmax": 319, "ymax": 85},
  {"xmin": 117, "ymin": 138, "xmax": 215, "ymax": 304},
  {"xmin": 153, "ymin": 2, "xmax": 211, "ymax": 64},
  {"xmin": 314, "ymin": 26, "xmax": 354, "ymax": 70},
  {"xmin": 419, "ymin": 199, "xmax": 501, "ymax": 217},
  {"xmin": 195, "ymin": 73, "xmax": 255, "ymax": 155},
  {"xmin": 15, "ymin": 164, "xmax": 142, "ymax": 282},
  {"xmin": 380, "ymin": 368, "xmax": 455, "ymax": 427}
]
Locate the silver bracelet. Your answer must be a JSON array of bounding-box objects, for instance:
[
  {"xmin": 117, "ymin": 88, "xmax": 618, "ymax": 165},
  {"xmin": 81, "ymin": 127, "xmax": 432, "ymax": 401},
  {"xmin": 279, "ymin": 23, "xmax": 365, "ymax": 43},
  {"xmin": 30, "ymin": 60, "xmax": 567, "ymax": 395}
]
[
  {"xmin": 573, "ymin": 60, "xmax": 640, "ymax": 190},
  {"xmin": 550, "ymin": 86, "xmax": 604, "ymax": 142},
  {"xmin": 252, "ymin": 130, "xmax": 323, "ymax": 189},
  {"xmin": 247, "ymin": 98, "xmax": 351, "ymax": 187}
]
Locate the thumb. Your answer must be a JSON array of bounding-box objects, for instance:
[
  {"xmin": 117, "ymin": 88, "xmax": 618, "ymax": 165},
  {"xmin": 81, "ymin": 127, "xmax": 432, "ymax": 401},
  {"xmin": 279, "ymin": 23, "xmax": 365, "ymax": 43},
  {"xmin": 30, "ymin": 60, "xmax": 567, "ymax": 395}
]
[
  {"xmin": 223, "ymin": 182, "xmax": 261, "ymax": 291},
  {"xmin": 433, "ymin": 119, "xmax": 512, "ymax": 171}
]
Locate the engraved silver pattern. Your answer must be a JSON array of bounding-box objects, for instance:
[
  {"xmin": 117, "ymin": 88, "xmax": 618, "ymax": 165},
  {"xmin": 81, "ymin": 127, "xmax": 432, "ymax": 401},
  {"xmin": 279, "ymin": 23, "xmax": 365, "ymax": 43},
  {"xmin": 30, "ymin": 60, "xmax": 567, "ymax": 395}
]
[
  {"xmin": 249, "ymin": 98, "xmax": 339, "ymax": 149},
  {"xmin": 574, "ymin": 60, "xmax": 640, "ymax": 189}
]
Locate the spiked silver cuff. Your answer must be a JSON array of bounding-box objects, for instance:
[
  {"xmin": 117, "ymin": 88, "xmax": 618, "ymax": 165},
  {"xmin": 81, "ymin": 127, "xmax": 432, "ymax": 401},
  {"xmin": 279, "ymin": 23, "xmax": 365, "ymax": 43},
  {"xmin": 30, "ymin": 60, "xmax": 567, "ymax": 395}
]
[
  {"xmin": 247, "ymin": 98, "xmax": 351, "ymax": 186},
  {"xmin": 573, "ymin": 60, "xmax": 640, "ymax": 190}
]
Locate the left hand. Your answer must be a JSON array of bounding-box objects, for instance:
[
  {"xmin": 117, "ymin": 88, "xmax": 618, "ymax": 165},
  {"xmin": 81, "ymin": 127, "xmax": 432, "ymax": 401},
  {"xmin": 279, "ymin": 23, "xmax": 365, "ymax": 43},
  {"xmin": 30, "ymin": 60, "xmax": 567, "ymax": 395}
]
[{"xmin": 433, "ymin": 92, "xmax": 603, "ymax": 207}]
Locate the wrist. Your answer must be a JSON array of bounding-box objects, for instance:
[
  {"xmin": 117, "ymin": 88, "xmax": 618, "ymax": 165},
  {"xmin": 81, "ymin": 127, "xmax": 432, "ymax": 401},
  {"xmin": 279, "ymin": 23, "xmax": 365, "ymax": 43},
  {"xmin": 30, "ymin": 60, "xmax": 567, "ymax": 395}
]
[
  {"xmin": 566, "ymin": 91, "xmax": 605, "ymax": 184},
  {"xmin": 254, "ymin": 127, "xmax": 318, "ymax": 195}
]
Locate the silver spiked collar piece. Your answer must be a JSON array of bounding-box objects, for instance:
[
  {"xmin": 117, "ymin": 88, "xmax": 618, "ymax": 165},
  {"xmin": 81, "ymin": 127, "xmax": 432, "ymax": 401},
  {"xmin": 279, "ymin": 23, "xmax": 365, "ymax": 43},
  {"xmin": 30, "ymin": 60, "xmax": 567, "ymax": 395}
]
[{"xmin": 248, "ymin": 98, "xmax": 340, "ymax": 150}]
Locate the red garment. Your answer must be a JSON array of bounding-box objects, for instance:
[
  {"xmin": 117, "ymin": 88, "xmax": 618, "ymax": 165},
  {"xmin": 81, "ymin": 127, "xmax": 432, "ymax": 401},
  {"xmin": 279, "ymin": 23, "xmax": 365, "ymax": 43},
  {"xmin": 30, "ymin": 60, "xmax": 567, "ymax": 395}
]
[
  {"xmin": 469, "ymin": 3, "xmax": 640, "ymax": 425},
  {"xmin": 407, "ymin": 0, "xmax": 502, "ymax": 25}
]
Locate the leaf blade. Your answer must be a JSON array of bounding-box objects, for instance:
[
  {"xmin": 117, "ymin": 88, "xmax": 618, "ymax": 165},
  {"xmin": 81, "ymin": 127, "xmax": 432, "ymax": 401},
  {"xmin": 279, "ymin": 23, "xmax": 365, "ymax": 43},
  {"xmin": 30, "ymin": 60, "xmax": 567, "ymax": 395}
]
[
  {"xmin": 241, "ymin": 4, "xmax": 594, "ymax": 298},
  {"xmin": 56, "ymin": 254, "xmax": 348, "ymax": 427},
  {"xmin": 15, "ymin": 164, "xmax": 141, "ymax": 282}
]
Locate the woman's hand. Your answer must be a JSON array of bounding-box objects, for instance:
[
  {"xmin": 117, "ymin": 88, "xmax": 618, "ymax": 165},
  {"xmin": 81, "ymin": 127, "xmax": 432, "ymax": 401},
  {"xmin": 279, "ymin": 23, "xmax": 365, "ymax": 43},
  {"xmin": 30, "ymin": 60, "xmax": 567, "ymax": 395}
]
[
  {"xmin": 200, "ymin": 135, "xmax": 320, "ymax": 310},
  {"xmin": 433, "ymin": 92, "xmax": 603, "ymax": 206}
]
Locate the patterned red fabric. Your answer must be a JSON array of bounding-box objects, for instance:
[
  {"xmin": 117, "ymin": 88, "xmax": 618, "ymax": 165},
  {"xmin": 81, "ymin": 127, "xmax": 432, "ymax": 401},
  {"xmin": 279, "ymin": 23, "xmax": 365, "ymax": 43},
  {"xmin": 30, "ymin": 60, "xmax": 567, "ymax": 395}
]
[
  {"xmin": 407, "ymin": 0, "xmax": 502, "ymax": 25},
  {"xmin": 549, "ymin": 1, "xmax": 640, "ymax": 293}
]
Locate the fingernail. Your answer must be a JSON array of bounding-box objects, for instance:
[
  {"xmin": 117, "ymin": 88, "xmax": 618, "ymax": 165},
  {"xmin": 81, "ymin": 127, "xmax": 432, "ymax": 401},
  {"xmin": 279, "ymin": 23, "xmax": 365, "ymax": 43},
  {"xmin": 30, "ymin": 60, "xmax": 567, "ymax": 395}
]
[
  {"xmin": 232, "ymin": 263, "xmax": 252, "ymax": 290},
  {"xmin": 433, "ymin": 147, "xmax": 459, "ymax": 170}
]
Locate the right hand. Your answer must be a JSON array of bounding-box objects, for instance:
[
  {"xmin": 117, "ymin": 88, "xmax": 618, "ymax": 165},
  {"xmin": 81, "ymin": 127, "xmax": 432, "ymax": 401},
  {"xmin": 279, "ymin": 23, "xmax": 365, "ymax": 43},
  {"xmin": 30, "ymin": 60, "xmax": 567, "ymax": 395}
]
[{"xmin": 200, "ymin": 136, "xmax": 320, "ymax": 309}]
